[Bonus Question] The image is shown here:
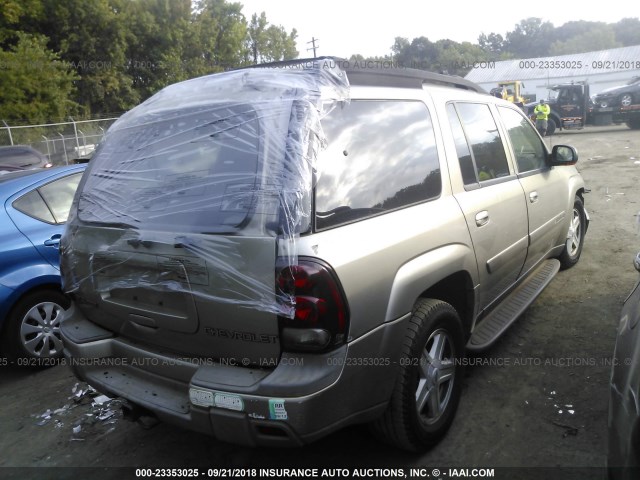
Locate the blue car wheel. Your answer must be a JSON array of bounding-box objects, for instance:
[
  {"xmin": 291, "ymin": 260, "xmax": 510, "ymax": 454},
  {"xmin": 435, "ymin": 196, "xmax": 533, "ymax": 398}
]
[{"xmin": 2, "ymin": 289, "xmax": 70, "ymax": 364}]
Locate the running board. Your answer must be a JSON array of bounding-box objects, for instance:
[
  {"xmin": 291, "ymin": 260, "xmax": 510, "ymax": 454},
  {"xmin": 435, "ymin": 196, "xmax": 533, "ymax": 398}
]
[{"xmin": 467, "ymin": 259, "xmax": 561, "ymax": 352}]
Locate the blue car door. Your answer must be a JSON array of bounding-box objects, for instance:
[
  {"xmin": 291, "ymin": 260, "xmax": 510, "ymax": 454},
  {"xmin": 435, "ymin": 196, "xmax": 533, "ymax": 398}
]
[{"xmin": 5, "ymin": 172, "xmax": 83, "ymax": 269}]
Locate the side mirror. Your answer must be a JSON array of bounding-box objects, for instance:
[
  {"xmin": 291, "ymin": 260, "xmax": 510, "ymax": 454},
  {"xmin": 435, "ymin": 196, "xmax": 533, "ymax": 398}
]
[{"xmin": 550, "ymin": 145, "xmax": 578, "ymax": 166}]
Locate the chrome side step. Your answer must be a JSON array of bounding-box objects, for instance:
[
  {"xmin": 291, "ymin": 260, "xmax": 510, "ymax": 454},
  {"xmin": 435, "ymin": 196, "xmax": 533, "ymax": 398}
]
[{"xmin": 467, "ymin": 259, "xmax": 561, "ymax": 352}]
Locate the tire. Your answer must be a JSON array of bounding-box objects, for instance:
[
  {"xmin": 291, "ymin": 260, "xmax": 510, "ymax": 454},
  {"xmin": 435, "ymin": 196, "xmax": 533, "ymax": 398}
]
[
  {"xmin": 372, "ymin": 298, "xmax": 465, "ymax": 451},
  {"xmin": 1, "ymin": 289, "xmax": 70, "ymax": 364},
  {"xmin": 626, "ymin": 118, "xmax": 640, "ymax": 130},
  {"xmin": 546, "ymin": 118, "xmax": 556, "ymax": 136},
  {"xmin": 558, "ymin": 196, "xmax": 586, "ymax": 270},
  {"xmin": 620, "ymin": 94, "xmax": 633, "ymax": 108}
]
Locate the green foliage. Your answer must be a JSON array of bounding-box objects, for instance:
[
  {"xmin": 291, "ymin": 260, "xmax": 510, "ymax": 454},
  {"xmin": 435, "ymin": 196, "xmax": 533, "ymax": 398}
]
[
  {"xmin": 390, "ymin": 36, "xmax": 488, "ymax": 76},
  {"xmin": 505, "ymin": 18, "xmax": 555, "ymax": 59},
  {"xmin": 550, "ymin": 25, "xmax": 620, "ymax": 55},
  {"xmin": 0, "ymin": 0, "xmax": 43, "ymax": 43},
  {"xmin": 613, "ymin": 18, "xmax": 640, "ymax": 46},
  {"xmin": 483, "ymin": 17, "xmax": 639, "ymax": 60},
  {"xmin": 247, "ymin": 12, "xmax": 298, "ymax": 64},
  {"xmin": 0, "ymin": 33, "xmax": 78, "ymax": 123},
  {"xmin": 2, "ymin": 0, "xmax": 298, "ymax": 121}
]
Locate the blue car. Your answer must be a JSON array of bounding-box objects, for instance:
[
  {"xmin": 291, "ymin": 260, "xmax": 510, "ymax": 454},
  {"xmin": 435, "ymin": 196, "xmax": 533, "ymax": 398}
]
[{"xmin": 0, "ymin": 165, "xmax": 86, "ymax": 363}]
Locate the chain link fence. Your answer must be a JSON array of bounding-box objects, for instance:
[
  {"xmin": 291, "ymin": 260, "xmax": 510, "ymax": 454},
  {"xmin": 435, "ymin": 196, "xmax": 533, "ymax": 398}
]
[{"xmin": 0, "ymin": 117, "xmax": 119, "ymax": 166}]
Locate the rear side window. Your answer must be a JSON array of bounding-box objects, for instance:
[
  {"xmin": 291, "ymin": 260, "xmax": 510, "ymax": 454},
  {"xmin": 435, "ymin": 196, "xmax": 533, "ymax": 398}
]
[
  {"xmin": 314, "ymin": 100, "xmax": 441, "ymax": 230},
  {"xmin": 447, "ymin": 103, "xmax": 510, "ymax": 184},
  {"xmin": 13, "ymin": 173, "xmax": 83, "ymax": 224}
]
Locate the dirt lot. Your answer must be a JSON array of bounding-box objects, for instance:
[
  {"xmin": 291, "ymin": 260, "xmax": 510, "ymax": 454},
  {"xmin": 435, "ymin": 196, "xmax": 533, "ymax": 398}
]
[{"xmin": 1, "ymin": 125, "xmax": 639, "ymax": 480}]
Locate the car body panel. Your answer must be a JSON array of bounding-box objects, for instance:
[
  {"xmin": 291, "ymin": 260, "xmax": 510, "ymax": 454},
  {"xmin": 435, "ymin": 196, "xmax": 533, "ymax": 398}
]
[{"xmin": 608, "ymin": 257, "xmax": 640, "ymax": 478}]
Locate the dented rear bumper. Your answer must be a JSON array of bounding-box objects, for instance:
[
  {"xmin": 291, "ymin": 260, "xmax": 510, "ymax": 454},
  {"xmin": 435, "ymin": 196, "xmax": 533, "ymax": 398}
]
[{"xmin": 61, "ymin": 304, "xmax": 410, "ymax": 446}]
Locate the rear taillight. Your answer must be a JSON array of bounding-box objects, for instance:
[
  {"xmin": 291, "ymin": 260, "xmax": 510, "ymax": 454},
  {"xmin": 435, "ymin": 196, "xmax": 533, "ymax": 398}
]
[{"xmin": 276, "ymin": 258, "xmax": 349, "ymax": 352}]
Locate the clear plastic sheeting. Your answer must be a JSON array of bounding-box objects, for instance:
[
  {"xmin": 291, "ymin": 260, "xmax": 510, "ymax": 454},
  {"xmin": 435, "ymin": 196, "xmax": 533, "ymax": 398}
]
[{"xmin": 62, "ymin": 60, "xmax": 350, "ymax": 318}]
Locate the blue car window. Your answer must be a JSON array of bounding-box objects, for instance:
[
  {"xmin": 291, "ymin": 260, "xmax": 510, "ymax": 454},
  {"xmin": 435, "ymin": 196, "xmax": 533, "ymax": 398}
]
[
  {"xmin": 38, "ymin": 173, "xmax": 83, "ymax": 223},
  {"xmin": 13, "ymin": 190, "xmax": 56, "ymax": 223}
]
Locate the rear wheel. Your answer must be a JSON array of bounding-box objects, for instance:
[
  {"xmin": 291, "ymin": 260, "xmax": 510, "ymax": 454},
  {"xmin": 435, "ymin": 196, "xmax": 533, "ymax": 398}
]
[
  {"xmin": 626, "ymin": 118, "xmax": 640, "ymax": 130},
  {"xmin": 620, "ymin": 94, "xmax": 634, "ymax": 108},
  {"xmin": 558, "ymin": 196, "xmax": 586, "ymax": 270},
  {"xmin": 372, "ymin": 298, "xmax": 464, "ymax": 451},
  {"xmin": 1, "ymin": 289, "xmax": 70, "ymax": 365}
]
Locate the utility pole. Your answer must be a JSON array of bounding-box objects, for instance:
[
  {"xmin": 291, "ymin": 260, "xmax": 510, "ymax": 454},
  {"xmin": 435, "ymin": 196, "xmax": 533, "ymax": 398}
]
[{"xmin": 307, "ymin": 37, "xmax": 319, "ymax": 58}]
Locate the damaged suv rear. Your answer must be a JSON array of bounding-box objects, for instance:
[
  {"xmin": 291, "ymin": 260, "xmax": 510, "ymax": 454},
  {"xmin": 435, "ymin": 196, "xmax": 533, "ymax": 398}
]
[{"xmin": 61, "ymin": 58, "xmax": 587, "ymax": 451}]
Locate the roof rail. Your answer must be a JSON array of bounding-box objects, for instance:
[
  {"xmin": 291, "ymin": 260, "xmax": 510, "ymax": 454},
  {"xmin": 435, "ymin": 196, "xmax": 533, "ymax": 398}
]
[{"xmin": 238, "ymin": 57, "xmax": 486, "ymax": 93}]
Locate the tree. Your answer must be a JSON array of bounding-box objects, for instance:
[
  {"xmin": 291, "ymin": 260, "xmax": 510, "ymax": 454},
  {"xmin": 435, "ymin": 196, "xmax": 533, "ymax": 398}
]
[
  {"xmin": 0, "ymin": 0, "xmax": 43, "ymax": 44},
  {"xmin": 190, "ymin": 0, "xmax": 248, "ymax": 73},
  {"xmin": 433, "ymin": 40, "xmax": 489, "ymax": 76},
  {"xmin": 0, "ymin": 33, "xmax": 78, "ymax": 123},
  {"xmin": 478, "ymin": 32, "xmax": 505, "ymax": 56},
  {"xmin": 550, "ymin": 25, "xmax": 620, "ymax": 55},
  {"xmin": 504, "ymin": 18, "xmax": 555, "ymax": 58},
  {"xmin": 119, "ymin": 0, "xmax": 192, "ymax": 98},
  {"xmin": 613, "ymin": 18, "xmax": 640, "ymax": 46},
  {"xmin": 247, "ymin": 11, "xmax": 297, "ymax": 64},
  {"xmin": 34, "ymin": 0, "xmax": 138, "ymax": 115}
]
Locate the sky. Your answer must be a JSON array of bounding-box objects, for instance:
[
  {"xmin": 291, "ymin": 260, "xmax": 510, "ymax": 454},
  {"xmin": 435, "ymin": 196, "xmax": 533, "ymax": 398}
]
[{"xmin": 238, "ymin": 0, "xmax": 637, "ymax": 59}]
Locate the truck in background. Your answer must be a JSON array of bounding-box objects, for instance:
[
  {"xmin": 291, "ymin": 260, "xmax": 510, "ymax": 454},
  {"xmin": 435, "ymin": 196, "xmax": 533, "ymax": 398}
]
[{"xmin": 525, "ymin": 79, "xmax": 640, "ymax": 135}]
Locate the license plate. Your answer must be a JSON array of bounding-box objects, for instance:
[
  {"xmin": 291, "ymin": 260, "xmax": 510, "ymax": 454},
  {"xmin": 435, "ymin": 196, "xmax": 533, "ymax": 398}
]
[
  {"xmin": 214, "ymin": 393, "xmax": 244, "ymax": 412},
  {"xmin": 189, "ymin": 388, "xmax": 214, "ymax": 407}
]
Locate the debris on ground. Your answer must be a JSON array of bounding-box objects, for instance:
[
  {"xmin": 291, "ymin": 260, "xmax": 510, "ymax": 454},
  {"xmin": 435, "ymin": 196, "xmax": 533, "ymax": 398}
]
[{"xmin": 32, "ymin": 382, "xmax": 123, "ymax": 441}]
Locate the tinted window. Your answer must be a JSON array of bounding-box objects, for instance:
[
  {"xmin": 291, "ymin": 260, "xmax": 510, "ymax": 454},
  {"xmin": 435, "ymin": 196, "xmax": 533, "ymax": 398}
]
[
  {"xmin": 39, "ymin": 173, "xmax": 83, "ymax": 223},
  {"xmin": 455, "ymin": 103, "xmax": 510, "ymax": 182},
  {"xmin": 12, "ymin": 173, "xmax": 83, "ymax": 224},
  {"xmin": 13, "ymin": 190, "xmax": 55, "ymax": 223},
  {"xmin": 446, "ymin": 104, "xmax": 477, "ymax": 186},
  {"xmin": 315, "ymin": 100, "xmax": 441, "ymax": 230},
  {"xmin": 78, "ymin": 105, "xmax": 260, "ymax": 233},
  {"xmin": 498, "ymin": 107, "xmax": 547, "ymax": 172}
]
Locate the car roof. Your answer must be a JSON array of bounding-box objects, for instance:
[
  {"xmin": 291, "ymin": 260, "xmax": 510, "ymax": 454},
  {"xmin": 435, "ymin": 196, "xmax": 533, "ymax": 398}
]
[
  {"xmin": 241, "ymin": 56, "xmax": 486, "ymax": 93},
  {"xmin": 0, "ymin": 164, "xmax": 86, "ymax": 194}
]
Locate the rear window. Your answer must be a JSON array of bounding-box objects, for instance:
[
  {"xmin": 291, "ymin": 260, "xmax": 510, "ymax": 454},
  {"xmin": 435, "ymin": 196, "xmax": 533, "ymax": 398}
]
[
  {"xmin": 0, "ymin": 148, "xmax": 43, "ymax": 167},
  {"xmin": 78, "ymin": 105, "xmax": 261, "ymax": 233},
  {"xmin": 314, "ymin": 100, "xmax": 441, "ymax": 230}
]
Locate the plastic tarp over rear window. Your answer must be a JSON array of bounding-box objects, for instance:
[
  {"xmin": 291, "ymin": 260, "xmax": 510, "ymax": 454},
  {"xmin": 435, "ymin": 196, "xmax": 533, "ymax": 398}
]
[{"xmin": 62, "ymin": 60, "xmax": 349, "ymax": 316}]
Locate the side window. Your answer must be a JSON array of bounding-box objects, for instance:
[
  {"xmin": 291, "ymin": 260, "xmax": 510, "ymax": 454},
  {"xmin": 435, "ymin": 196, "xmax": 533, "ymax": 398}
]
[
  {"xmin": 446, "ymin": 104, "xmax": 477, "ymax": 186},
  {"xmin": 13, "ymin": 190, "xmax": 56, "ymax": 223},
  {"xmin": 498, "ymin": 106, "xmax": 547, "ymax": 173},
  {"xmin": 38, "ymin": 173, "xmax": 82, "ymax": 223},
  {"xmin": 13, "ymin": 173, "xmax": 82, "ymax": 224},
  {"xmin": 315, "ymin": 100, "xmax": 441, "ymax": 230},
  {"xmin": 452, "ymin": 103, "xmax": 511, "ymax": 182}
]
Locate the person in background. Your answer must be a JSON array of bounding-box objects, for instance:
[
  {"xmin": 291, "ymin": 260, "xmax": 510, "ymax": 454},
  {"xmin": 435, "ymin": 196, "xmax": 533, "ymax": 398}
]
[{"xmin": 534, "ymin": 99, "xmax": 551, "ymax": 136}]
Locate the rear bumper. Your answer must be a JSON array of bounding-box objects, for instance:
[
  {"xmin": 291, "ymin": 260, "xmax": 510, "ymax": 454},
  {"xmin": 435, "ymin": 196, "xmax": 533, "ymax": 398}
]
[{"xmin": 61, "ymin": 304, "xmax": 410, "ymax": 446}]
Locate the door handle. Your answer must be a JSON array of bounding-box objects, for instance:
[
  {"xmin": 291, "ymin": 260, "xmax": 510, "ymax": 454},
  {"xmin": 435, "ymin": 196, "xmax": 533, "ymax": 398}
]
[
  {"xmin": 44, "ymin": 234, "xmax": 61, "ymax": 248},
  {"xmin": 529, "ymin": 191, "xmax": 539, "ymax": 203},
  {"xmin": 475, "ymin": 211, "xmax": 489, "ymax": 227}
]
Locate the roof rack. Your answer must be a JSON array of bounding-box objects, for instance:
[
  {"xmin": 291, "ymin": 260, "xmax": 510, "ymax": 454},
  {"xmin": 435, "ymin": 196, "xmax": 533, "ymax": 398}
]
[{"xmin": 239, "ymin": 56, "xmax": 485, "ymax": 93}]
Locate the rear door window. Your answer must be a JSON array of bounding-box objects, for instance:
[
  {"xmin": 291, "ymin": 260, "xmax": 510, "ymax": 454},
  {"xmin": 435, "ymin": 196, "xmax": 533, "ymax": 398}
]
[
  {"xmin": 447, "ymin": 103, "xmax": 511, "ymax": 185},
  {"xmin": 314, "ymin": 100, "xmax": 441, "ymax": 230}
]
